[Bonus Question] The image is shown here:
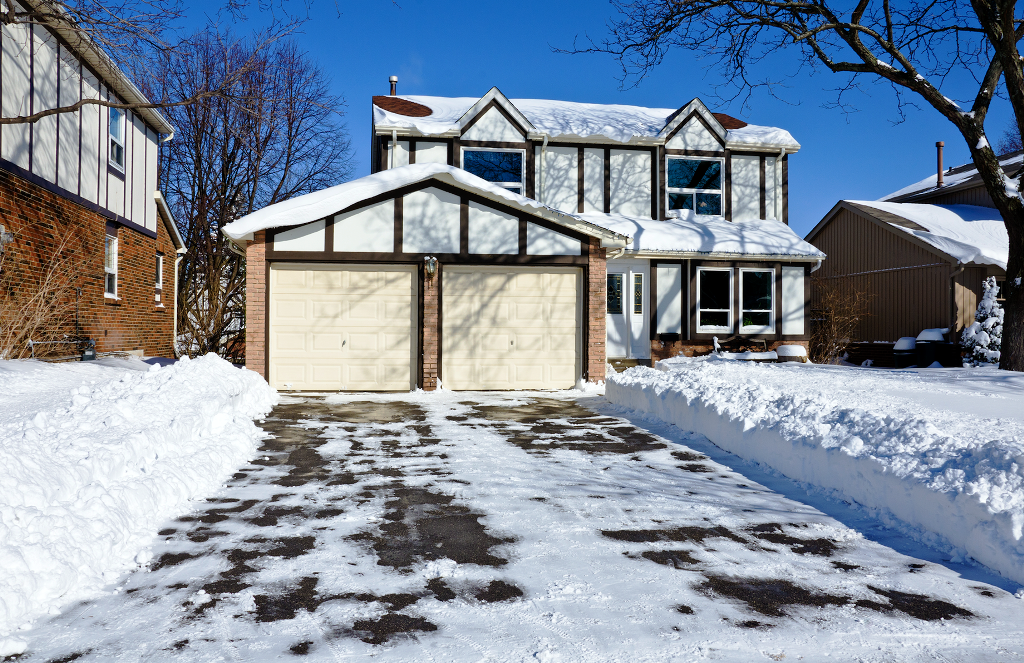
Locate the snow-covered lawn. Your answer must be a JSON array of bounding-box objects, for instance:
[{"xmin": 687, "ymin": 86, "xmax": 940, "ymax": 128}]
[
  {"xmin": 608, "ymin": 358, "xmax": 1024, "ymax": 586},
  {"xmin": 12, "ymin": 391, "xmax": 1024, "ymax": 662},
  {"xmin": 0, "ymin": 355, "xmax": 276, "ymax": 655}
]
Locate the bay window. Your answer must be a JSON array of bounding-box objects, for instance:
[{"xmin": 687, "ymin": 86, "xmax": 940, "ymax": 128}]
[
  {"xmin": 462, "ymin": 148, "xmax": 525, "ymax": 194},
  {"xmin": 667, "ymin": 157, "xmax": 723, "ymax": 216}
]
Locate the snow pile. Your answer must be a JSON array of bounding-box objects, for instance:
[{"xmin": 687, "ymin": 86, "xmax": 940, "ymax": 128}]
[
  {"xmin": 0, "ymin": 354, "xmax": 276, "ymax": 647},
  {"xmin": 849, "ymin": 201, "xmax": 1008, "ymax": 269},
  {"xmin": 579, "ymin": 212, "xmax": 825, "ymax": 258},
  {"xmin": 607, "ymin": 359, "xmax": 1024, "ymax": 584},
  {"xmin": 963, "ymin": 277, "xmax": 1004, "ymax": 366}
]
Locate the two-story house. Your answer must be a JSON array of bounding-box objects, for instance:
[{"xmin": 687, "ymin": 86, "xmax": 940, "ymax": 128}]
[
  {"xmin": 225, "ymin": 84, "xmax": 823, "ymax": 391},
  {"xmin": 0, "ymin": 1, "xmax": 184, "ymax": 359},
  {"xmin": 807, "ymin": 144, "xmax": 1009, "ymax": 345}
]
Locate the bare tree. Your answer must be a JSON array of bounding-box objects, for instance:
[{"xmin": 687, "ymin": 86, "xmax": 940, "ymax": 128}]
[
  {"xmin": 572, "ymin": 0, "xmax": 1024, "ymax": 371},
  {"xmin": 153, "ymin": 32, "xmax": 353, "ymax": 359},
  {"xmin": 809, "ymin": 275, "xmax": 872, "ymax": 364},
  {"xmin": 0, "ymin": 0, "xmax": 303, "ymax": 125}
]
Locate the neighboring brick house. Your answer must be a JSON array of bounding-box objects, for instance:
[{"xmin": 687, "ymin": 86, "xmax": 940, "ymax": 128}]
[
  {"xmin": 224, "ymin": 84, "xmax": 822, "ymax": 391},
  {"xmin": 0, "ymin": 1, "xmax": 184, "ymax": 358}
]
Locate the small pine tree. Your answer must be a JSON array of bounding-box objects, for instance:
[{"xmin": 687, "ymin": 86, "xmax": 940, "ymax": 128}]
[{"xmin": 961, "ymin": 277, "xmax": 1004, "ymax": 366}]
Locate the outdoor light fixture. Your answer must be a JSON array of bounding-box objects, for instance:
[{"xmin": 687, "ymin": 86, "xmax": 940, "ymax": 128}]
[{"xmin": 424, "ymin": 256, "xmax": 438, "ymax": 278}]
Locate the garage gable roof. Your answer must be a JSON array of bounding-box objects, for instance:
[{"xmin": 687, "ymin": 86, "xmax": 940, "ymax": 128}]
[{"xmin": 222, "ymin": 164, "xmax": 631, "ymax": 246}]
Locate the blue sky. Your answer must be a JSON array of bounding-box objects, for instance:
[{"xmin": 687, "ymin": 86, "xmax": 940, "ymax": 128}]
[{"xmin": 204, "ymin": 0, "xmax": 1011, "ymax": 239}]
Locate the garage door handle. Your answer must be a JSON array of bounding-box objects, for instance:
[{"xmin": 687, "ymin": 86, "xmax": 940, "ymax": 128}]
[
  {"xmin": 342, "ymin": 340, "xmax": 347, "ymax": 347},
  {"xmin": 510, "ymin": 340, "xmax": 514, "ymax": 345}
]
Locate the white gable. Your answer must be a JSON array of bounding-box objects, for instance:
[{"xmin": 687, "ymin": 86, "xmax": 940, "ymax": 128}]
[
  {"xmin": 526, "ymin": 222, "xmax": 581, "ymax": 255},
  {"xmin": 468, "ymin": 201, "xmax": 518, "ymax": 255},
  {"xmin": 462, "ymin": 107, "xmax": 525, "ymax": 142},
  {"xmin": 667, "ymin": 117, "xmax": 724, "ymax": 151},
  {"xmin": 402, "ymin": 187, "xmax": 460, "ymax": 254},
  {"xmin": 274, "ymin": 220, "xmax": 326, "ymax": 252},
  {"xmin": 334, "ymin": 200, "xmax": 394, "ymax": 252}
]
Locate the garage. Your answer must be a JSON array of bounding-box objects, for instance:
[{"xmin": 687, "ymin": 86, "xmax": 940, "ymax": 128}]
[
  {"xmin": 441, "ymin": 266, "xmax": 581, "ymax": 390},
  {"xmin": 269, "ymin": 264, "xmax": 417, "ymax": 391}
]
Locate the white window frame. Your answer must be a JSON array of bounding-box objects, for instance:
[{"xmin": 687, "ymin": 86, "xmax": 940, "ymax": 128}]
[
  {"xmin": 666, "ymin": 156, "xmax": 724, "ymax": 216},
  {"xmin": 739, "ymin": 268, "xmax": 775, "ymax": 334},
  {"xmin": 104, "ymin": 235, "xmax": 118, "ymax": 298},
  {"xmin": 696, "ymin": 267, "xmax": 733, "ymax": 333},
  {"xmin": 109, "ymin": 107, "xmax": 126, "ymax": 171},
  {"xmin": 460, "ymin": 147, "xmax": 526, "ymax": 193},
  {"xmin": 155, "ymin": 254, "xmax": 164, "ymax": 290}
]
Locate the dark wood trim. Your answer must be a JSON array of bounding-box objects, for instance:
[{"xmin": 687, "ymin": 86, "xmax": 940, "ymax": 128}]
[
  {"xmin": 759, "ymin": 155, "xmax": 766, "ymax": 220},
  {"xmin": 724, "ymin": 150, "xmax": 732, "ymax": 221},
  {"xmin": 124, "ymin": 111, "xmax": 131, "ymax": 218},
  {"xmin": 0, "ymin": 156, "xmax": 156, "ymax": 238},
  {"xmin": 103, "ymin": 85, "xmax": 108, "ymax": 210},
  {"xmin": 451, "ymin": 138, "xmax": 460, "ymax": 168},
  {"xmin": 525, "ymin": 140, "xmax": 535, "ymax": 199},
  {"xmin": 460, "ymin": 98, "xmax": 529, "ymax": 139},
  {"xmin": 459, "ymin": 197, "xmax": 469, "ymax": 256},
  {"xmin": 773, "ymin": 262, "xmax": 783, "ymax": 342},
  {"xmin": 580, "ymin": 242, "xmax": 590, "ymax": 380},
  {"xmin": 659, "ymin": 148, "xmax": 668, "ymax": 220},
  {"xmin": 729, "ymin": 149, "xmax": 783, "ymax": 157},
  {"xmin": 77, "ymin": 58, "xmax": 82, "ymax": 197},
  {"xmin": 664, "ymin": 148, "xmax": 724, "ymax": 157},
  {"xmin": 782, "ymin": 154, "xmax": 789, "ymax": 225},
  {"xmin": 394, "ymin": 194, "xmax": 404, "ymax": 253},
  {"xmin": 518, "ymin": 218, "xmax": 528, "ymax": 256},
  {"xmin": 649, "ymin": 261, "xmax": 658, "ymax": 339},
  {"xmin": 417, "ymin": 264, "xmax": 424, "ymax": 388},
  {"xmin": 28, "ymin": 23, "xmax": 34, "ymax": 175},
  {"xmin": 664, "ymin": 110, "xmax": 726, "ymax": 147},
  {"xmin": 650, "ymin": 147, "xmax": 658, "ymax": 220},
  {"xmin": 436, "ymin": 266, "xmax": 444, "ymax": 385},
  {"xmin": 264, "ymin": 261, "xmax": 271, "ymax": 380},
  {"xmin": 577, "ymin": 146, "xmax": 585, "ymax": 213},
  {"xmin": 408, "ymin": 139, "xmax": 416, "ymax": 165},
  {"xmin": 459, "ymin": 140, "xmax": 529, "ymax": 149},
  {"xmin": 107, "ymin": 163, "xmax": 125, "ymax": 180},
  {"xmin": 265, "ymin": 252, "xmax": 590, "ymax": 266},
  {"xmin": 603, "ymin": 148, "xmax": 611, "ymax": 213},
  {"xmin": 1, "ymin": 26, "xmax": 4, "ymax": 157},
  {"xmin": 54, "ymin": 43, "xmax": 60, "ymax": 186},
  {"xmin": 324, "ymin": 214, "xmax": 335, "ymax": 253}
]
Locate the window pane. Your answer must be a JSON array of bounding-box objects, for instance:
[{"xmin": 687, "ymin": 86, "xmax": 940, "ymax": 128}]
[
  {"xmin": 668, "ymin": 159, "xmax": 721, "ymax": 190},
  {"xmin": 607, "ymin": 274, "xmax": 623, "ymax": 314},
  {"xmin": 699, "ymin": 311, "xmax": 729, "ymax": 327},
  {"xmin": 505, "ymin": 187, "xmax": 521, "ymax": 195},
  {"xmin": 695, "ymin": 192, "xmax": 722, "ymax": 215},
  {"xmin": 743, "ymin": 311, "xmax": 771, "ymax": 327},
  {"xmin": 633, "ymin": 273, "xmax": 643, "ymax": 315},
  {"xmin": 109, "ymin": 108, "xmax": 122, "ymax": 139},
  {"xmin": 104, "ymin": 237, "xmax": 115, "ymax": 270},
  {"xmin": 742, "ymin": 271, "xmax": 772, "ymax": 311},
  {"xmin": 155, "ymin": 256, "xmax": 162, "ymax": 284},
  {"xmin": 668, "ymin": 192, "xmax": 693, "ymax": 210},
  {"xmin": 111, "ymin": 141, "xmax": 124, "ymax": 167},
  {"xmin": 463, "ymin": 150, "xmax": 523, "ymax": 185},
  {"xmin": 699, "ymin": 270, "xmax": 730, "ymax": 311},
  {"xmin": 105, "ymin": 272, "xmax": 116, "ymax": 295}
]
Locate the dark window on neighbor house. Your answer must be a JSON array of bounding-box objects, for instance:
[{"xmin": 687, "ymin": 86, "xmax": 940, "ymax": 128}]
[
  {"xmin": 462, "ymin": 149, "xmax": 524, "ymax": 194},
  {"xmin": 740, "ymin": 269, "xmax": 774, "ymax": 333},
  {"xmin": 667, "ymin": 158, "xmax": 722, "ymax": 215},
  {"xmin": 607, "ymin": 273, "xmax": 623, "ymax": 314},
  {"xmin": 633, "ymin": 273, "xmax": 643, "ymax": 315},
  {"xmin": 996, "ymin": 280, "xmax": 1006, "ymax": 303},
  {"xmin": 110, "ymin": 108, "xmax": 126, "ymax": 171},
  {"xmin": 697, "ymin": 268, "xmax": 731, "ymax": 331},
  {"xmin": 104, "ymin": 234, "xmax": 118, "ymax": 297}
]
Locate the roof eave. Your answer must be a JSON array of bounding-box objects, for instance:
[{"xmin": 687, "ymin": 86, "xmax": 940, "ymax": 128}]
[{"xmin": 622, "ymin": 249, "xmax": 823, "ymax": 261}]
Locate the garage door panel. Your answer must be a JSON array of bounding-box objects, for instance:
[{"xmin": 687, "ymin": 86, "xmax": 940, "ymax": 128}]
[
  {"xmin": 442, "ymin": 266, "xmax": 580, "ymax": 390},
  {"xmin": 270, "ymin": 265, "xmax": 415, "ymax": 391}
]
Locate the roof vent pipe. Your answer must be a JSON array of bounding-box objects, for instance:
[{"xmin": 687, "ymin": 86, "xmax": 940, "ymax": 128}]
[
  {"xmin": 389, "ymin": 75, "xmax": 398, "ymax": 96},
  {"xmin": 936, "ymin": 141, "xmax": 944, "ymax": 187}
]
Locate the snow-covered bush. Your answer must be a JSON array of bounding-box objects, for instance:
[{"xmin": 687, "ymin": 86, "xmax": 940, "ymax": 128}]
[{"xmin": 961, "ymin": 276, "xmax": 1003, "ymax": 366}]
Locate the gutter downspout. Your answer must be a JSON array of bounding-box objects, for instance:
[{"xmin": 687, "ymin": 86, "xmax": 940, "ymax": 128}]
[
  {"xmin": 776, "ymin": 148, "xmax": 785, "ymax": 220},
  {"xmin": 390, "ymin": 129, "xmax": 397, "ymax": 170},
  {"xmin": 539, "ymin": 136, "xmax": 549, "ymax": 203},
  {"xmin": 607, "ymin": 247, "xmax": 626, "ymax": 260},
  {"xmin": 811, "ymin": 259, "xmax": 823, "ymax": 273}
]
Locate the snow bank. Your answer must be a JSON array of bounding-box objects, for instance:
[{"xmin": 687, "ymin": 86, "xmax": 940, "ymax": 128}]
[
  {"xmin": 607, "ymin": 359, "xmax": 1024, "ymax": 584},
  {"xmin": 0, "ymin": 354, "xmax": 277, "ymax": 643}
]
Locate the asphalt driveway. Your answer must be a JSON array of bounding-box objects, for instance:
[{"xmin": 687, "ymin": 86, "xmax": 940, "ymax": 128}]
[{"xmin": 12, "ymin": 391, "xmax": 1024, "ymax": 662}]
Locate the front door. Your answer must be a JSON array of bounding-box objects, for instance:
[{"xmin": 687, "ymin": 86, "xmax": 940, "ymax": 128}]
[{"xmin": 605, "ymin": 259, "xmax": 650, "ymax": 359}]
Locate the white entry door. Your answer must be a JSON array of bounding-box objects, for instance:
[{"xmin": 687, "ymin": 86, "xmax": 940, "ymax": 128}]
[{"xmin": 606, "ymin": 259, "xmax": 650, "ymax": 359}]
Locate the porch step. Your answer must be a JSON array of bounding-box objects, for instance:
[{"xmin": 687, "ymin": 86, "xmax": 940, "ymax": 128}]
[{"xmin": 607, "ymin": 358, "xmax": 652, "ymax": 373}]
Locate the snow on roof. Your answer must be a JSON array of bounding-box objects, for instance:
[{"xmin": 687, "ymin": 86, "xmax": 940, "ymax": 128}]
[
  {"xmin": 578, "ymin": 212, "xmax": 825, "ymax": 259},
  {"xmin": 848, "ymin": 201, "xmax": 1008, "ymax": 269},
  {"xmin": 881, "ymin": 151, "xmax": 1024, "ymax": 202},
  {"xmin": 373, "ymin": 95, "xmax": 799, "ymax": 148},
  {"xmin": 221, "ymin": 164, "xmax": 629, "ymax": 244}
]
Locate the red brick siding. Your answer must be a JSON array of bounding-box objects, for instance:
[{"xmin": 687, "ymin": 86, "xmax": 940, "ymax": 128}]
[
  {"xmin": 245, "ymin": 231, "xmax": 267, "ymax": 377},
  {"xmin": 587, "ymin": 239, "xmax": 607, "ymax": 383},
  {"xmin": 0, "ymin": 167, "xmax": 176, "ymax": 357},
  {"xmin": 422, "ymin": 267, "xmax": 439, "ymax": 390}
]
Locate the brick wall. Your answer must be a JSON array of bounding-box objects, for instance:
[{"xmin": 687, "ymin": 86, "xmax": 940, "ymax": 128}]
[
  {"xmin": 0, "ymin": 167, "xmax": 177, "ymax": 358},
  {"xmin": 422, "ymin": 266, "xmax": 439, "ymax": 390},
  {"xmin": 245, "ymin": 231, "xmax": 267, "ymax": 377},
  {"xmin": 587, "ymin": 238, "xmax": 607, "ymax": 383}
]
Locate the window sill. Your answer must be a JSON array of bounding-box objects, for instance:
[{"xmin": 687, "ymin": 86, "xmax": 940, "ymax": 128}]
[
  {"xmin": 697, "ymin": 328, "xmax": 732, "ymax": 335},
  {"xmin": 739, "ymin": 327, "xmax": 775, "ymax": 336},
  {"xmin": 104, "ymin": 295, "xmax": 121, "ymax": 306},
  {"xmin": 107, "ymin": 163, "xmax": 126, "ymax": 181},
  {"xmin": 154, "ymin": 304, "xmax": 166, "ymax": 311}
]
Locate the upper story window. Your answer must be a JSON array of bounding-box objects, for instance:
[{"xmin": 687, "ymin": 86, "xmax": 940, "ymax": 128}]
[
  {"xmin": 109, "ymin": 108, "xmax": 126, "ymax": 171},
  {"xmin": 462, "ymin": 148, "xmax": 524, "ymax": 194},
  {"xmin": 667, "ymin": 157, "xmax": 722, "ymax": 216}
]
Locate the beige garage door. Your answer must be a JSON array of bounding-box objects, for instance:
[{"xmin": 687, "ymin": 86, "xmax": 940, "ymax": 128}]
[
  {"xmin": 269, "ymin": 264, "xmax": 416, "ymax": 391},
  {"xmin": 442, "ymin": 266, "xmax": 580, "ymax": 390}
]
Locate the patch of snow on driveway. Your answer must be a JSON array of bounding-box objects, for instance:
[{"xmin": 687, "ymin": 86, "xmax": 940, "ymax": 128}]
[{"xmin": 0, "ymin": 354, "xmax": 276, "ymax": 649}]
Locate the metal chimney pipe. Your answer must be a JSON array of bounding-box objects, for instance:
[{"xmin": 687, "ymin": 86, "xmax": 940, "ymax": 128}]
[
  {"xmin": 389, "ymin": 76, "xmax": 398, "ymax": 96},
  {"xmin": 936, "ymin": 141, "xmax": 944, "ymax": 187}
]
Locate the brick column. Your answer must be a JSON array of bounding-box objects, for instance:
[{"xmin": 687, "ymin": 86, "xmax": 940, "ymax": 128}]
[
  {"xmin": 421, "ymin": 268, "xmax": 440, "ymax": 390},
  {"xmin": 587, "ymin": 238, "xmax": 607, "ymax": 383},
  {"xmin": 246, "ymin": 231, "xmax": 267, "ymax": 379}
]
